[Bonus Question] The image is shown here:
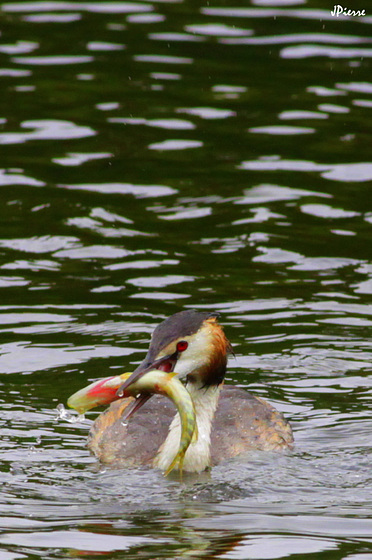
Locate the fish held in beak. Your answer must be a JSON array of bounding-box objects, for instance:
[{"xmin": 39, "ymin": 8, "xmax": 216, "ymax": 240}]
[
  {"xmin": 67, "ymin": 369, "xmax": 197, "ymax": 476},
  {"xmin": 110, "ymin": 351, "xmax": 179, "ymax": 421},
  {"xmin": 67, "ymin": 366, "xmax": 175, "ymax": 415}
]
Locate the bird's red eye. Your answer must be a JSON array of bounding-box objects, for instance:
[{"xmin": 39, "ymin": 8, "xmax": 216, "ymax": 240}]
[{"xmin": 176, "ymin": 340, "xmax": 188, "ymax": 352}]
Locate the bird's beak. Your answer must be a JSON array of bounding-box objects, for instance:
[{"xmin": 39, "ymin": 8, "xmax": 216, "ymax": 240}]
[{"xmin": 116, "ymin": 351, "xmax": 178, "ymax": 396}]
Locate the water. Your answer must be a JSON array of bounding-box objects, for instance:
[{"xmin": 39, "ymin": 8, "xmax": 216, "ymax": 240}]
[{"xmin": 0, "ymin": 0, "xmax": 372, "ymax": 558}]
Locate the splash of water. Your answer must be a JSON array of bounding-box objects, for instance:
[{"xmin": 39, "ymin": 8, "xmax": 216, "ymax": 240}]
[{"xmin": 55, "ymin": 403, "xmax": 86, "ymax": 424}]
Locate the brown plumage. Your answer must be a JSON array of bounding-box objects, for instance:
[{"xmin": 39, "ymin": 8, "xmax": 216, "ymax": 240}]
[{"xmin": 88, "ymin": 387, "xmax": 292, "ymax": 467}]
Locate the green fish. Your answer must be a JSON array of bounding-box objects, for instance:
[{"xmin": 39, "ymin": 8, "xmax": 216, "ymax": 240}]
[{"xmin": 67, "ymin": 370, "xmax": 197, "ymax": 476}]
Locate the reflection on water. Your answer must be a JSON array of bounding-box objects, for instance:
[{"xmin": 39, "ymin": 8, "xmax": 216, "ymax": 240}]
[{"xmin": 0, "ymin": 0, "xmax": 372, "ymax": 557}]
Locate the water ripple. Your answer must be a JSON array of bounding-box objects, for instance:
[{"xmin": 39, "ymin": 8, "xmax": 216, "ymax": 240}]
[
  {"xmin": 12, "ymin": 55, "xmax": 94, "ymax": 65},
  {"xmin": 2, "ymin": 2, "xmax": 153, "ymax": 14},
  {"xmin": 0, "ymin": 120, "xmax": 96, "ymax": 144},
  {"xmin": 59, "ymin": 182, "xmax": 177, "ymax": 197},
  {"xmin": 239, "ymin": 159, "xmax": 372, "ymax": 182}
]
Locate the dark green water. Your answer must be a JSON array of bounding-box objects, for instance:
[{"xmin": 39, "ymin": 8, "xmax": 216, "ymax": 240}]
[{"xmin": 0, "ymin": 0, "xmax": 372, "ymax": 558}]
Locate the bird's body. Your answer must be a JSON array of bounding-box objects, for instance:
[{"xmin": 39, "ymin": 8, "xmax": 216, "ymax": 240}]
[
  {"xmin": 89, "ymin": 385, "xmax": 293, "ymax": 470},
  {"xmin": 86, "ymin": 310, "xmax": 293, "ymax": 473}
]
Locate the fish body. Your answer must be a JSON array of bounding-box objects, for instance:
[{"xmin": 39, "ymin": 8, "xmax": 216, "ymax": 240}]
[{"xmin": 67, "ymin": 370, "xmax": 197, "ymax": 475}]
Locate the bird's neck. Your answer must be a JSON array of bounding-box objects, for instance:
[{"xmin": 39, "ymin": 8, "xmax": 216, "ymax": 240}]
[{"xmin": 153, "ymin": 381, "xmax": 221, "ymax": 473}]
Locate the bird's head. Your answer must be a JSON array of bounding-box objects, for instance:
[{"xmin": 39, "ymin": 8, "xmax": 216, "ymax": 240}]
[
  {"xmin": 67, "ymin": 311, "xmax": 232, "ymax": 417},
  {"xmin": 126, "ymin": 310, "xmax": 232, "ymax": 389}
]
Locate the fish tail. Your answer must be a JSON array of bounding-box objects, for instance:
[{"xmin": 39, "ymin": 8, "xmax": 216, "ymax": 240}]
[{"xmin": 164, "ymin": 451, "xmax": 185, "ymax": 476}]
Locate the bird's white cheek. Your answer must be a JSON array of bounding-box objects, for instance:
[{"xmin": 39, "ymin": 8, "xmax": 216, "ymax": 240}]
[
  {"xmin": 174, "ymin": 353, "xmax": 205, "ymax": 377},
  {"xmin": 173, "ymin": 357, "xmax": 195, "ymax": 377}
]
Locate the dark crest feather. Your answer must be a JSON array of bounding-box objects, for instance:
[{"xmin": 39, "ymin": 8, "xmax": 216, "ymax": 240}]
[{"xmin": 149, "ymin": 310, "xmax": 217, "ymax": 359}]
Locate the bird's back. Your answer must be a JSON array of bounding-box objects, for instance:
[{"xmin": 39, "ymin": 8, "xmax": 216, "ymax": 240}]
[{"xmin": 211, "ymin": 386, "xmax": 293, "ymax": 464}]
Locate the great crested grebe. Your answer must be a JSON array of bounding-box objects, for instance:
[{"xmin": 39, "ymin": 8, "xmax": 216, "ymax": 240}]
[{"xmin": 86, "ymin": 310, "xmax": 293, "ymax": 473}]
